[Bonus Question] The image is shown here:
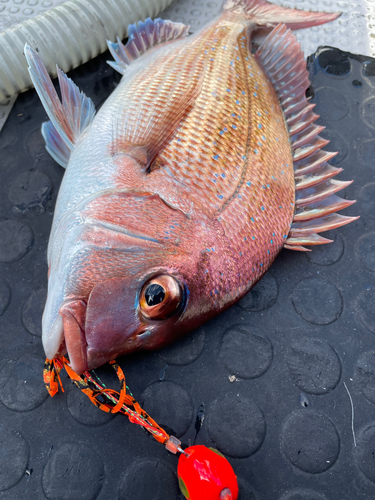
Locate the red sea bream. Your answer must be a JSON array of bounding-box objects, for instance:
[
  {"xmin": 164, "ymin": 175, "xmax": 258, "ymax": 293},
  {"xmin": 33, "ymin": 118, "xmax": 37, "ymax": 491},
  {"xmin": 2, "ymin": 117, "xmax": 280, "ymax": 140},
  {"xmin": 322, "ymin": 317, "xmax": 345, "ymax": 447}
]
[{"xmin": 25, "ymin": 0, "xmax": 357, "ymax": 374}]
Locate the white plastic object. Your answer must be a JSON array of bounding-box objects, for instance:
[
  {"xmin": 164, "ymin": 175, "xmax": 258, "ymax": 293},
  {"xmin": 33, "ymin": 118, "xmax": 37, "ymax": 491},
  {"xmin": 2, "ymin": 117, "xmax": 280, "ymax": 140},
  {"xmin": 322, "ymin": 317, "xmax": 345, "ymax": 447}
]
[{"xmin": 0, "ymin": 0, "xmax": 174, "ymax": 101}]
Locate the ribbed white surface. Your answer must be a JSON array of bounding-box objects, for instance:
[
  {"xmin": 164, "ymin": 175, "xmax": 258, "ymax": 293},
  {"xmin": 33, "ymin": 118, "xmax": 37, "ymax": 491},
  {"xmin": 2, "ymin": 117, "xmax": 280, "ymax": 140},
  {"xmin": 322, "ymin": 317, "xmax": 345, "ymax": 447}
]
[{"xmin": 0, "ymin": 0, "xmax": 174, "ymax": 100}]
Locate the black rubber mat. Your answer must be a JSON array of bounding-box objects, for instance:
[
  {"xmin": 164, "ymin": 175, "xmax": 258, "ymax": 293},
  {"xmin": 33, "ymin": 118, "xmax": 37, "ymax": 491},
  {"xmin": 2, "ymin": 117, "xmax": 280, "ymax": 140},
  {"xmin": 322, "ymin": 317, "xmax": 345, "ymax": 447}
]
[{"xmin": 0, "ymin": 46, "xmax": 374, "ymax": 500}]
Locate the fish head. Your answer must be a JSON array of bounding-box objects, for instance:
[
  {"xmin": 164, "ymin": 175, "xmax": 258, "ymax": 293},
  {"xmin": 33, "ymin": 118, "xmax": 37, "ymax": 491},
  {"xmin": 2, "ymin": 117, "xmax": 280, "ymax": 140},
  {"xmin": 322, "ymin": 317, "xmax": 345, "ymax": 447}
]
[{"xmin": 43, "ymin": 190, "xmax": 217, "ymax": 374}]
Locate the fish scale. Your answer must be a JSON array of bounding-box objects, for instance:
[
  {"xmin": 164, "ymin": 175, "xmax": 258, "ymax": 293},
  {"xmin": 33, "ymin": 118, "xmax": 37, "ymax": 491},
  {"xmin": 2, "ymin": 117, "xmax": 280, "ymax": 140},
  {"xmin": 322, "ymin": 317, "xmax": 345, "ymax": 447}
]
[
  {"xmin": 24, "ymin": 0, "xmax": 356, "ymax": 374},
  {"xmin": 151, "ymin": 14, "xmax": 295, "ymax": 274}
]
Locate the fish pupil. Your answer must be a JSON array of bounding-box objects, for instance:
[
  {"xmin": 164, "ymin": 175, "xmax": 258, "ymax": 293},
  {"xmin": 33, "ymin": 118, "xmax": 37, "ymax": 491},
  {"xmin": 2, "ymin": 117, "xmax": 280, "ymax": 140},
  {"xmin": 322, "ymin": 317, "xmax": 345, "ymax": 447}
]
[{"xmin": 145, "ymin": 284, "xmax": 165, "ymax": 306}]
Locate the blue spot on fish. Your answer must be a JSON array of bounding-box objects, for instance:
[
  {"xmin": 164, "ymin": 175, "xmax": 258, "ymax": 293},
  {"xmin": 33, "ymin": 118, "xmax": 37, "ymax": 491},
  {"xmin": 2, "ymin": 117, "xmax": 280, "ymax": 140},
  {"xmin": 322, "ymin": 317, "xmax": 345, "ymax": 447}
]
[
  {"xmin": 253, "ymin": 92, "xmax": 257, "ymax": 97},
  {"xmin": 221, "ymin": 173, "xmax": 226, "ymax": 178},
  {"xmin": 242, "ymin": 91, "xmax": 246, "ymax": 95},
  {"xmin": 217, "ymin": 194, "xmax": 223, "ymax": 199},
  {"xmin": 261, "ymin": 206, "xmax": 265, "ymax": 211},
  {"xmin": 213, "ymin": 155, "xmax": 219, "ymax": 160},
  {"xmin": 247, "ymin": 182, "xmax": 251, "ymax": 186},
  {"xmin": 254, "ymin": 149, "xmax": 258, "ymax": 154},
  {"xmin": 232, "ymin": 125, "xmax": 237, "ymax": 129},
  {"xmin": 236, "ymin": 100, "xmax": 240, "ymax": 104},
  {"xmin": 258, "ymin": 124, "xmax": 262, "ymax": 129}
]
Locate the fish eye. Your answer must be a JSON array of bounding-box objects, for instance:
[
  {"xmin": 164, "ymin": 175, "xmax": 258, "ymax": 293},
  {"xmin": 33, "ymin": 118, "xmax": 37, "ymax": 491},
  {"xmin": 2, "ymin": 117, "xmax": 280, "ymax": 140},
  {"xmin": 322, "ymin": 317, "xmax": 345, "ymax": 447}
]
[{"xmin": 139, "ymin": 275, "xmax": 182, "ymax": 320}]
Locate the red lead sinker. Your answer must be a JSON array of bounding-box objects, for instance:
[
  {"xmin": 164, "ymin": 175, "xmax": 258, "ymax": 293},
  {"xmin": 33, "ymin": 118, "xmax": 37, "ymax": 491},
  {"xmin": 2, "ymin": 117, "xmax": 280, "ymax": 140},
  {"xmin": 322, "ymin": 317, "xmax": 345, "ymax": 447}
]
[{"xmin": 177, "ymin": 445, "xmax": 239, "ymax": 500}]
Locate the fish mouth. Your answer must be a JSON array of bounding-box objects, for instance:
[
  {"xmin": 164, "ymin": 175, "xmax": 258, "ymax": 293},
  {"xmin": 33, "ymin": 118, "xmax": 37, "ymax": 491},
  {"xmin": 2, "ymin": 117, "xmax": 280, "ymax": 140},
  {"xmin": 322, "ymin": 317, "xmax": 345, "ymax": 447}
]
[{"xmin": 57, "ymin": 297, "xmax": 146, "ymax": 374}]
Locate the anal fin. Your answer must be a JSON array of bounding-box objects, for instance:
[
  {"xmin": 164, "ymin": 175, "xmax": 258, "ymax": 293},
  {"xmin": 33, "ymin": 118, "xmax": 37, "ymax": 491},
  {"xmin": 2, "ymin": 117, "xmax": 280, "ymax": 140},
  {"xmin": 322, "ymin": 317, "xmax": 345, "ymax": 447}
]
[{"xmin": 255, "ymin": 24, "xmax": 357, "ymax": 251}]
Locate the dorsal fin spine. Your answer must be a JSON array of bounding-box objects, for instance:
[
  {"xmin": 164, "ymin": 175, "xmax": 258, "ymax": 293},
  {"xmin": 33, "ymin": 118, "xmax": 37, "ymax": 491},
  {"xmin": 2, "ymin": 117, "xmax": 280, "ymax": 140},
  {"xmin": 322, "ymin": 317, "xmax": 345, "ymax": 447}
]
[
  {"xmin": 255, "ymin": 24, "xmax": 357, "ymax": 250},
  {"xmin": 287, "ymin": 103, "xmax": 316, "ymax": 126}
]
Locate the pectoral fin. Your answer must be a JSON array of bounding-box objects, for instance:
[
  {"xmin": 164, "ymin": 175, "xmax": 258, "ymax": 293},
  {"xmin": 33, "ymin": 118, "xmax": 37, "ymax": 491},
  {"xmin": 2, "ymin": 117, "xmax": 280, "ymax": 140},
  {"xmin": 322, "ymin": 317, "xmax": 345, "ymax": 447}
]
[{"xmin": 111, "ymin": 56, "xmax": 204, "ymax": 170}]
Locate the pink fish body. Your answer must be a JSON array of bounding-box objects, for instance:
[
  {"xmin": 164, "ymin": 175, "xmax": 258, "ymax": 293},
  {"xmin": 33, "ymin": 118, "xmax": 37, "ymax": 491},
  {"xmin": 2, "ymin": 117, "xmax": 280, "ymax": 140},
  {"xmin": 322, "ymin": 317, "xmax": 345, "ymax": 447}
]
[{"xmin": 25, "ymin": 0, "xmax": 357, "ymax": 374}]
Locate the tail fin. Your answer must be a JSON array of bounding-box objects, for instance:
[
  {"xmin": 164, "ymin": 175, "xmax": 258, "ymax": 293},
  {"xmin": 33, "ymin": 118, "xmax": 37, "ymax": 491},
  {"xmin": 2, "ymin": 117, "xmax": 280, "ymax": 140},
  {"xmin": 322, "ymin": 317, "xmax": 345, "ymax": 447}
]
[{"xmin": 223, "ymin": 0, "xmax": 340, "ymax": 30}]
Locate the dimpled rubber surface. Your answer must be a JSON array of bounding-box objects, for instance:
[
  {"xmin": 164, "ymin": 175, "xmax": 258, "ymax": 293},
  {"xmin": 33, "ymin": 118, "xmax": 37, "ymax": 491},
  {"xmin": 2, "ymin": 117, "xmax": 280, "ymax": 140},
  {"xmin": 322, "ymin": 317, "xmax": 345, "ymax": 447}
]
[
  {"xmin": 160, "ymin": 0, "xmax": 375, "ymax": 57},
  {"xmin": 0, "ymin": 45, "xmax": 374, "ymax": 500}
]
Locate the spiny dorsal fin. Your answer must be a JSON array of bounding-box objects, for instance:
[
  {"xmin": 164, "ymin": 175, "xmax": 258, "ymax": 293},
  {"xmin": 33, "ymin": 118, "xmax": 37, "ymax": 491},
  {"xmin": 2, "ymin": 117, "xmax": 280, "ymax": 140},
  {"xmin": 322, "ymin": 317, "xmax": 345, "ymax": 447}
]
[
  {"xmin": 107, "ymin": 18, "xmax": 190, "ymax": 75},
  {"xmin": 255, "ymin": 24, "xmax": 357, "ymax": 251},
  {"xmin": 25, "ymin": 44, "xmax": 96, "ymax": 165}
]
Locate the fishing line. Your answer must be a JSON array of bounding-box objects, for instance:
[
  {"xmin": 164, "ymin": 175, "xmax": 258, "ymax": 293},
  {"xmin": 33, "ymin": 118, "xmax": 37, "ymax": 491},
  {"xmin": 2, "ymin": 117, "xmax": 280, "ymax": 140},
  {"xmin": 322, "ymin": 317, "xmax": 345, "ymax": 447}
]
[{"xmin": 44, "ymin": 356, "xmax": 238, "ymax": 500}]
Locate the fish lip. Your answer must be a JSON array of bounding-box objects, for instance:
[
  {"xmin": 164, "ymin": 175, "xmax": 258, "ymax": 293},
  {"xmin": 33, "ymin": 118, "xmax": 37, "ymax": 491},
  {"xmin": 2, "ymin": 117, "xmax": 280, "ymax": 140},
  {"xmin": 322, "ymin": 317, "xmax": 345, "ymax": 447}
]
[
  {"xmin": 60, "ymin": 299, "xmax": 89, "ymax": 374},
  {"xmin": 43, "ymin": 313, "xmax": 65, "ymax": 360}
]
